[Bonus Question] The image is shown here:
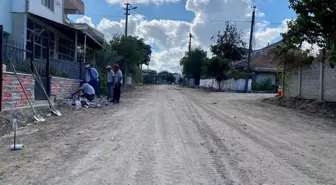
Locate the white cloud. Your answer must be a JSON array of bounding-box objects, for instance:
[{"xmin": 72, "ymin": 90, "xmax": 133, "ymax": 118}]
[
  {"xmin": 75, "ymin": 16, "xmax": 95, "ymax": 28},
  {"xmin": 77, "ymin": 0, "xmax": 295, "ymax": 73},
  {"xmin": 106, "ymin": 0, "xmax": 179, "ymax": 5}
]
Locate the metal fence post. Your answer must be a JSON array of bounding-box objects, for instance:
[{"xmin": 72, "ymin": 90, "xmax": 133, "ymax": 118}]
[
  {"xmin": 298, "ymin": 65, "xmax": 302, "ymax": 97},
  {"xmin": 46, "ymin": 47, "xmax": 51, "ymax": 96},
  {"xmin": 79, "ymin": 60, "xmax": 82, "ymax": 80},
  {"xmin": 0, "ymin": 25, "xmax": 3, "ymax": 111}
]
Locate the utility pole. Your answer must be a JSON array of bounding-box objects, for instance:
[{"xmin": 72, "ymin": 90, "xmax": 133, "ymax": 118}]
[
  {"xmin": 124, "ymin": 3, "xmax": 137, "ymax": 86},
  {"xmin": 244, "ymin": 6, "xmax": 256, "ymax": 93},
  {"xmin": 188, "ymin": 33, "xmax": 193, "ymax": 55}
]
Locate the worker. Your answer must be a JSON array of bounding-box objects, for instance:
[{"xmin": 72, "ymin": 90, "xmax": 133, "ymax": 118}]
[
  {"xmin": 106, "ymin": 65, "xmax": 115, "ymax": 102},
  {"xmin": 84, "ymin": 64, "xmax": 99, "ymax": 98},
  {"xmin": 112, "ymin": 64, "xmax": 122, "ymax": 103},
  {"xmin": 72, "ymin": 81, "xmax": 95, "ymax": 101}
]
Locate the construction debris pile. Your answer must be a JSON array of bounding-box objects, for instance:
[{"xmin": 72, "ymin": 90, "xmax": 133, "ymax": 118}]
[{"xmin": 57, "ymin": 96, "xmax": 109, "ymax": 110}]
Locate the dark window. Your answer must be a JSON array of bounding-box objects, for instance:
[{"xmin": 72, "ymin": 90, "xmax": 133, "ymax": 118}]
[{"xmin": 41, "ymin": 0, "xmax": 54, "ymax": 11}]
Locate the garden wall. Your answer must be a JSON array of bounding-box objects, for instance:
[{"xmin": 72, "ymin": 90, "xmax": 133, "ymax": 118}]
[
  {"xmin": 1, "ymin": 72, "xmax": 35, "ymax": 109},
  {"xmin": 284, "ymin": 61, "xmax": 336, "ymax": 101},
  {"xmin": 51, "ymin": 77, "xmax": 81, "ymax": 100}
]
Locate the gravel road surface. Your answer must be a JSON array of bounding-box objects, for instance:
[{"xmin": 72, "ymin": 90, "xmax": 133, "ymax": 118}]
[{"xmin": 0, "ymin": 85, "xmax": 335, "ymax": 185}]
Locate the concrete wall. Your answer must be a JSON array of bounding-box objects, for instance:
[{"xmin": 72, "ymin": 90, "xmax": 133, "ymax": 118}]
[
  {"xmin": 284, "ymin": 61, "xmax": 336, "ymax": 101},
  {"xmin": 12, "ymin": 0, "xmax": 26, "ymax": 12},
  {"xmin": 8, "ymin": 13, "xmax": 27, "ymax": 44},
  {"xmin": 1, "ymin": 72, "xmax": 35, "ymax": 109},
  {"xmin": 199, "ymin": 78, "xmax": 252, "ymax": 91},
  {"xmin": 29, "ymin": 0, "xmax": 64, "ymax": 24},
  {"xmin": 51, "ymin": 77, "xmax": 81, "ymax": 99},
  {"xmin": 0, "ymin": 0, "xmax": 12, "ymax": 33}
]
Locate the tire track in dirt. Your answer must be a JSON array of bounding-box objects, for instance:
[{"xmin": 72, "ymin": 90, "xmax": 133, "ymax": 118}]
[
  {"xmin": 164, "ymin": 90, "xmax": 224, "ymax": 185},
  {"xmin": 184, "ymin": 90, "xmax": 335, "ymax": 184},
  {"xmin": 158, "ymin": 88, "xmax": 194, "ymax": 185},
  {"xmin": 181, "ymin": 92, "xmax": 249, "ymax": 185}
]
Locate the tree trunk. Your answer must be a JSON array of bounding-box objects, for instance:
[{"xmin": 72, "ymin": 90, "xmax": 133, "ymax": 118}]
[{"xmin": 218, "ymin": 81, "xmax": 221, "ymax": 91}]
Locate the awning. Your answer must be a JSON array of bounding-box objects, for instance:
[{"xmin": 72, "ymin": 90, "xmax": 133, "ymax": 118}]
[{"xmin": 28, "ymin": 13, "xmax": 104, "ymax": 49}]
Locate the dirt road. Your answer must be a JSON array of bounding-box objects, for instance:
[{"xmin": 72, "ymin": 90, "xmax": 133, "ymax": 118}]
[{"xmin": 1, "ymin": 85, "xmax": 335, "ymax": 185}]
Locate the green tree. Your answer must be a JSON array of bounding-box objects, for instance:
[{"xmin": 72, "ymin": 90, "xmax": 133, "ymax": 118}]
[
  {"xmin": 203, "ymin": 57, "xmax": 231, "ymax": 90},
  {"xmin": 283, "ymin": 0, "xmax": 336, "ymax": 67},
  {"xmin": 210, "ymin": 22, "xmax": 247, "ymax": 62},
  {"xmin": 180, "ymin": 47, "xmax": 208, "ymax": 85},
  {"xmin": 158, "ymin": 71, "xmax": 176, "ymax": 83}
]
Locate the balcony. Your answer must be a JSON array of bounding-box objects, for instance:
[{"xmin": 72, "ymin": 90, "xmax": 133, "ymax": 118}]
[{"xmin": 64, "ymin": 0, "xmax": 84, "ymax": 15}]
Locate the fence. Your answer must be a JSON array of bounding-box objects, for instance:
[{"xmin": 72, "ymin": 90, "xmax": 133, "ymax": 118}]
[
  {"xmin": 0, "ymin": 25, "xmax": 83, "ymax": 110},
  {"xmin": 284, "ymin": 61, "xmax": 336, "ymax": 101},
  {"xmin": 199, "ymin": 78, "xmax": 252, "ymax": 91}
]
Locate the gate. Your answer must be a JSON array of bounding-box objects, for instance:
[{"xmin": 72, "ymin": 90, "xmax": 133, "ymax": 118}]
[
  {"xmin": 32, "ymin": 59, "xmax": 49, "ymax": 100},
  {"xmin": 2, "ymin": 39, "xmax": 51, "ymax": 101}
]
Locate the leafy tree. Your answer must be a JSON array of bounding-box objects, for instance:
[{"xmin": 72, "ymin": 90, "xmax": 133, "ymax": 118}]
[
  {"xmin": 203, "ymin": 57, "xmax": 231, "ymax": 90},
  {"xmin": 158, "ymin": 71, "xmax": 176, "ymax": 83},
  {"xmin": 283, "ymin": 0, "xmax": 336, "ymax": 67},
  {"xmin": 269, "ymin": 42, "xmax": 315, "ymax": 70},
  {"xmin": 180, "ymin": 47, "xmax": 208, "ymax": 85},
  {"xmin": 210, "ymin": 22, "xmax": 247, "ymax": 62}
]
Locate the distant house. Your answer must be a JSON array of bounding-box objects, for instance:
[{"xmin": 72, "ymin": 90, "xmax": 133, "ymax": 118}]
[{"xmin": 234, "ymin": 41, "xmax": 282, "ymax": 88}]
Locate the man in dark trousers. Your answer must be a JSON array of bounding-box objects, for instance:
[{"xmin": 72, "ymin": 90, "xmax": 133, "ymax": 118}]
[
  {"xmin": 112, "ymin": 64, "xmax": 123, "ymax": 103},
  {"xmin": 84, "ymin": 64, "xmax": 99, "ymax": 98}
]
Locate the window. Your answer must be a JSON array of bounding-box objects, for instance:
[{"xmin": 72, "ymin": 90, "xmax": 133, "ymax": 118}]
[
  {"xmin": 42, "ymin": 0, "xmax": 54, "ymax": 11},
  {"xmin": 58, "ymin": 37, "xmax": 74, "ymax": 61},
  {"xmin": 26, "ymin": 18, "xmax": 55, "ymax": 59}
]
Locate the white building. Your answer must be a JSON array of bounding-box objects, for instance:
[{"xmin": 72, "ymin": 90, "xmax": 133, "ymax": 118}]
[
  {"xmin": 0, "ymin": 0, "xmax": 104, "ymax": 63},
  {"xmin": 173, "ymin": 73, "xmax": 182, "ymax": 84}
]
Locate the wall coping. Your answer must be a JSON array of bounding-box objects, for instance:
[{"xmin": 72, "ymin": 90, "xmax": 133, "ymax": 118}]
[
  {"xmin": 2, "ymin": 71, "xmax": 34, "ymax": 77},
  {"xmin": 51, "ymin": 76, "xmax": 82, "ymax": 81}
]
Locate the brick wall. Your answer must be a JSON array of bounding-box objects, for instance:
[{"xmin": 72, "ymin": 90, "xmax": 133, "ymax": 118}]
[
  {"xmin": 284, "ymin": 61, "xmax": 336, "ymax": 101},
  {"xmin": 51, "ymin": 77, "xmax": 81, "ymax": 99},
  {"xmin": 1, "ymin": 72, "xmax": 35, "ymax": 109}
]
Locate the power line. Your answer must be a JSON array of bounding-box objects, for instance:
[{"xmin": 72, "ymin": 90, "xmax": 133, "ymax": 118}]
[{"xmin": 82, "ymin": 13, "xmax": 284, "ymax": 25}]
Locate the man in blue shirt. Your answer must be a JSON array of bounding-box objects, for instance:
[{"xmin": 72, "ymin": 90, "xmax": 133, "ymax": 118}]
[
  {"xmin": 84, "ymin": 64, "xmax": 99, "ymax": 98},
  {"xmin": 72, "ymin": 81, "xmax": 95, "ymax": 101}
]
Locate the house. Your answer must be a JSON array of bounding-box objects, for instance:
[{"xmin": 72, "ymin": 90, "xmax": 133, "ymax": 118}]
[
  {"xmin": 234, "ymin": 41, "xmax": 282, "ymax": 89},
  {"xmin": 0, "ymin": 0, "xmax": 104, "ymax": 63},
  {"xmin": 0, "ymin": 0, "xmax": 105, "ymax": 110}
]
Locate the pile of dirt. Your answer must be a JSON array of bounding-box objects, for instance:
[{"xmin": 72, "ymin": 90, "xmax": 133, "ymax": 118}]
[
  {"xmin": 0, "ymin": 107, "xmax": 51, "ymax": 137},
  {"xmin": 262, "ymin": 97, "xmax": 336, "ymax": 118}
]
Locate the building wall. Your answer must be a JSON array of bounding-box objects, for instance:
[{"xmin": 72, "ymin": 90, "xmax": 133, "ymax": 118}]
[
  {"xmin": 284, "ymin": 61, "xmax": 336, "ymax": 101},
  {"xmin": 1, "ymin": 72, "xmax": 35, "ymax": 109},
  {"xmin": 51, "ymin": 77, "xmax": 81, "ymax": 99},
  {"xmin": 9, "ymin": 13, "xmax": 27, "ymax": 44},
  {"xmin": 0, "ymin": 0, "xmax": 12, "ymax": 33},
  {"xmin": 12, "ymin": 0, "xmax": 26, "ymax": 13},
  {"xmin": 28, "ymin": 0, "xmax": 64, "ymax": 24}
]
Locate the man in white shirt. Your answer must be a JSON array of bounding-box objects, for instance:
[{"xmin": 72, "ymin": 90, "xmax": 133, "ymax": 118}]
[
  {"xmin": 106, "ymin": 65, "xmax": 115, "ymax": 102},
  {"xmin": 73, "ymin": 81, "xmax": 95, "ymax": 101},
  {"xmin": 112, "ymin": 64, "xmax": 123, "ymax": 103}
]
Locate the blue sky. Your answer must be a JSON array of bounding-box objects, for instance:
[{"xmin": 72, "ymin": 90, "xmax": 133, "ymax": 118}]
[
  {"xmin": 71, "ymin": 0, "xmax": 297, "ymax": 72},
  {"xmin": 72, "ymin": 0, "xmax": 295, "ymax": 28}
]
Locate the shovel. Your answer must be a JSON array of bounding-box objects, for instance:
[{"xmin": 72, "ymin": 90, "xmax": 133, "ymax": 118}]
[
  {"xmin": 11, "ymin": 63, "xmax": 45, "ymax": 122},
  {"xmin": 30, "ymin": 62, "xmax": 62, "ymax": 116}
]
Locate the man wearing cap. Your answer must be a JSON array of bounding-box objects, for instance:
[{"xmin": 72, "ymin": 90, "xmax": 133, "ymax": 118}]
[
  {"xmin": 112, "ymin": 64, "xmax": 122, "ymax": 103},
  {"xmin": 84, "ymin": 64, "xmax": 99, "ymax": 98},
  {"xmin": 106, "ymin": 65, "xmax": 115, "ymax": 102},
  {"xmin": 72, "ymin": 81, "xmax": 95, "ymax": 101}
]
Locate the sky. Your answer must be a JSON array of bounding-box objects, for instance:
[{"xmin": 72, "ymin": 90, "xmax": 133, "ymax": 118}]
[{"xmin": 70, "ymin": 0, "xmax": 298, "ymax": 73}]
